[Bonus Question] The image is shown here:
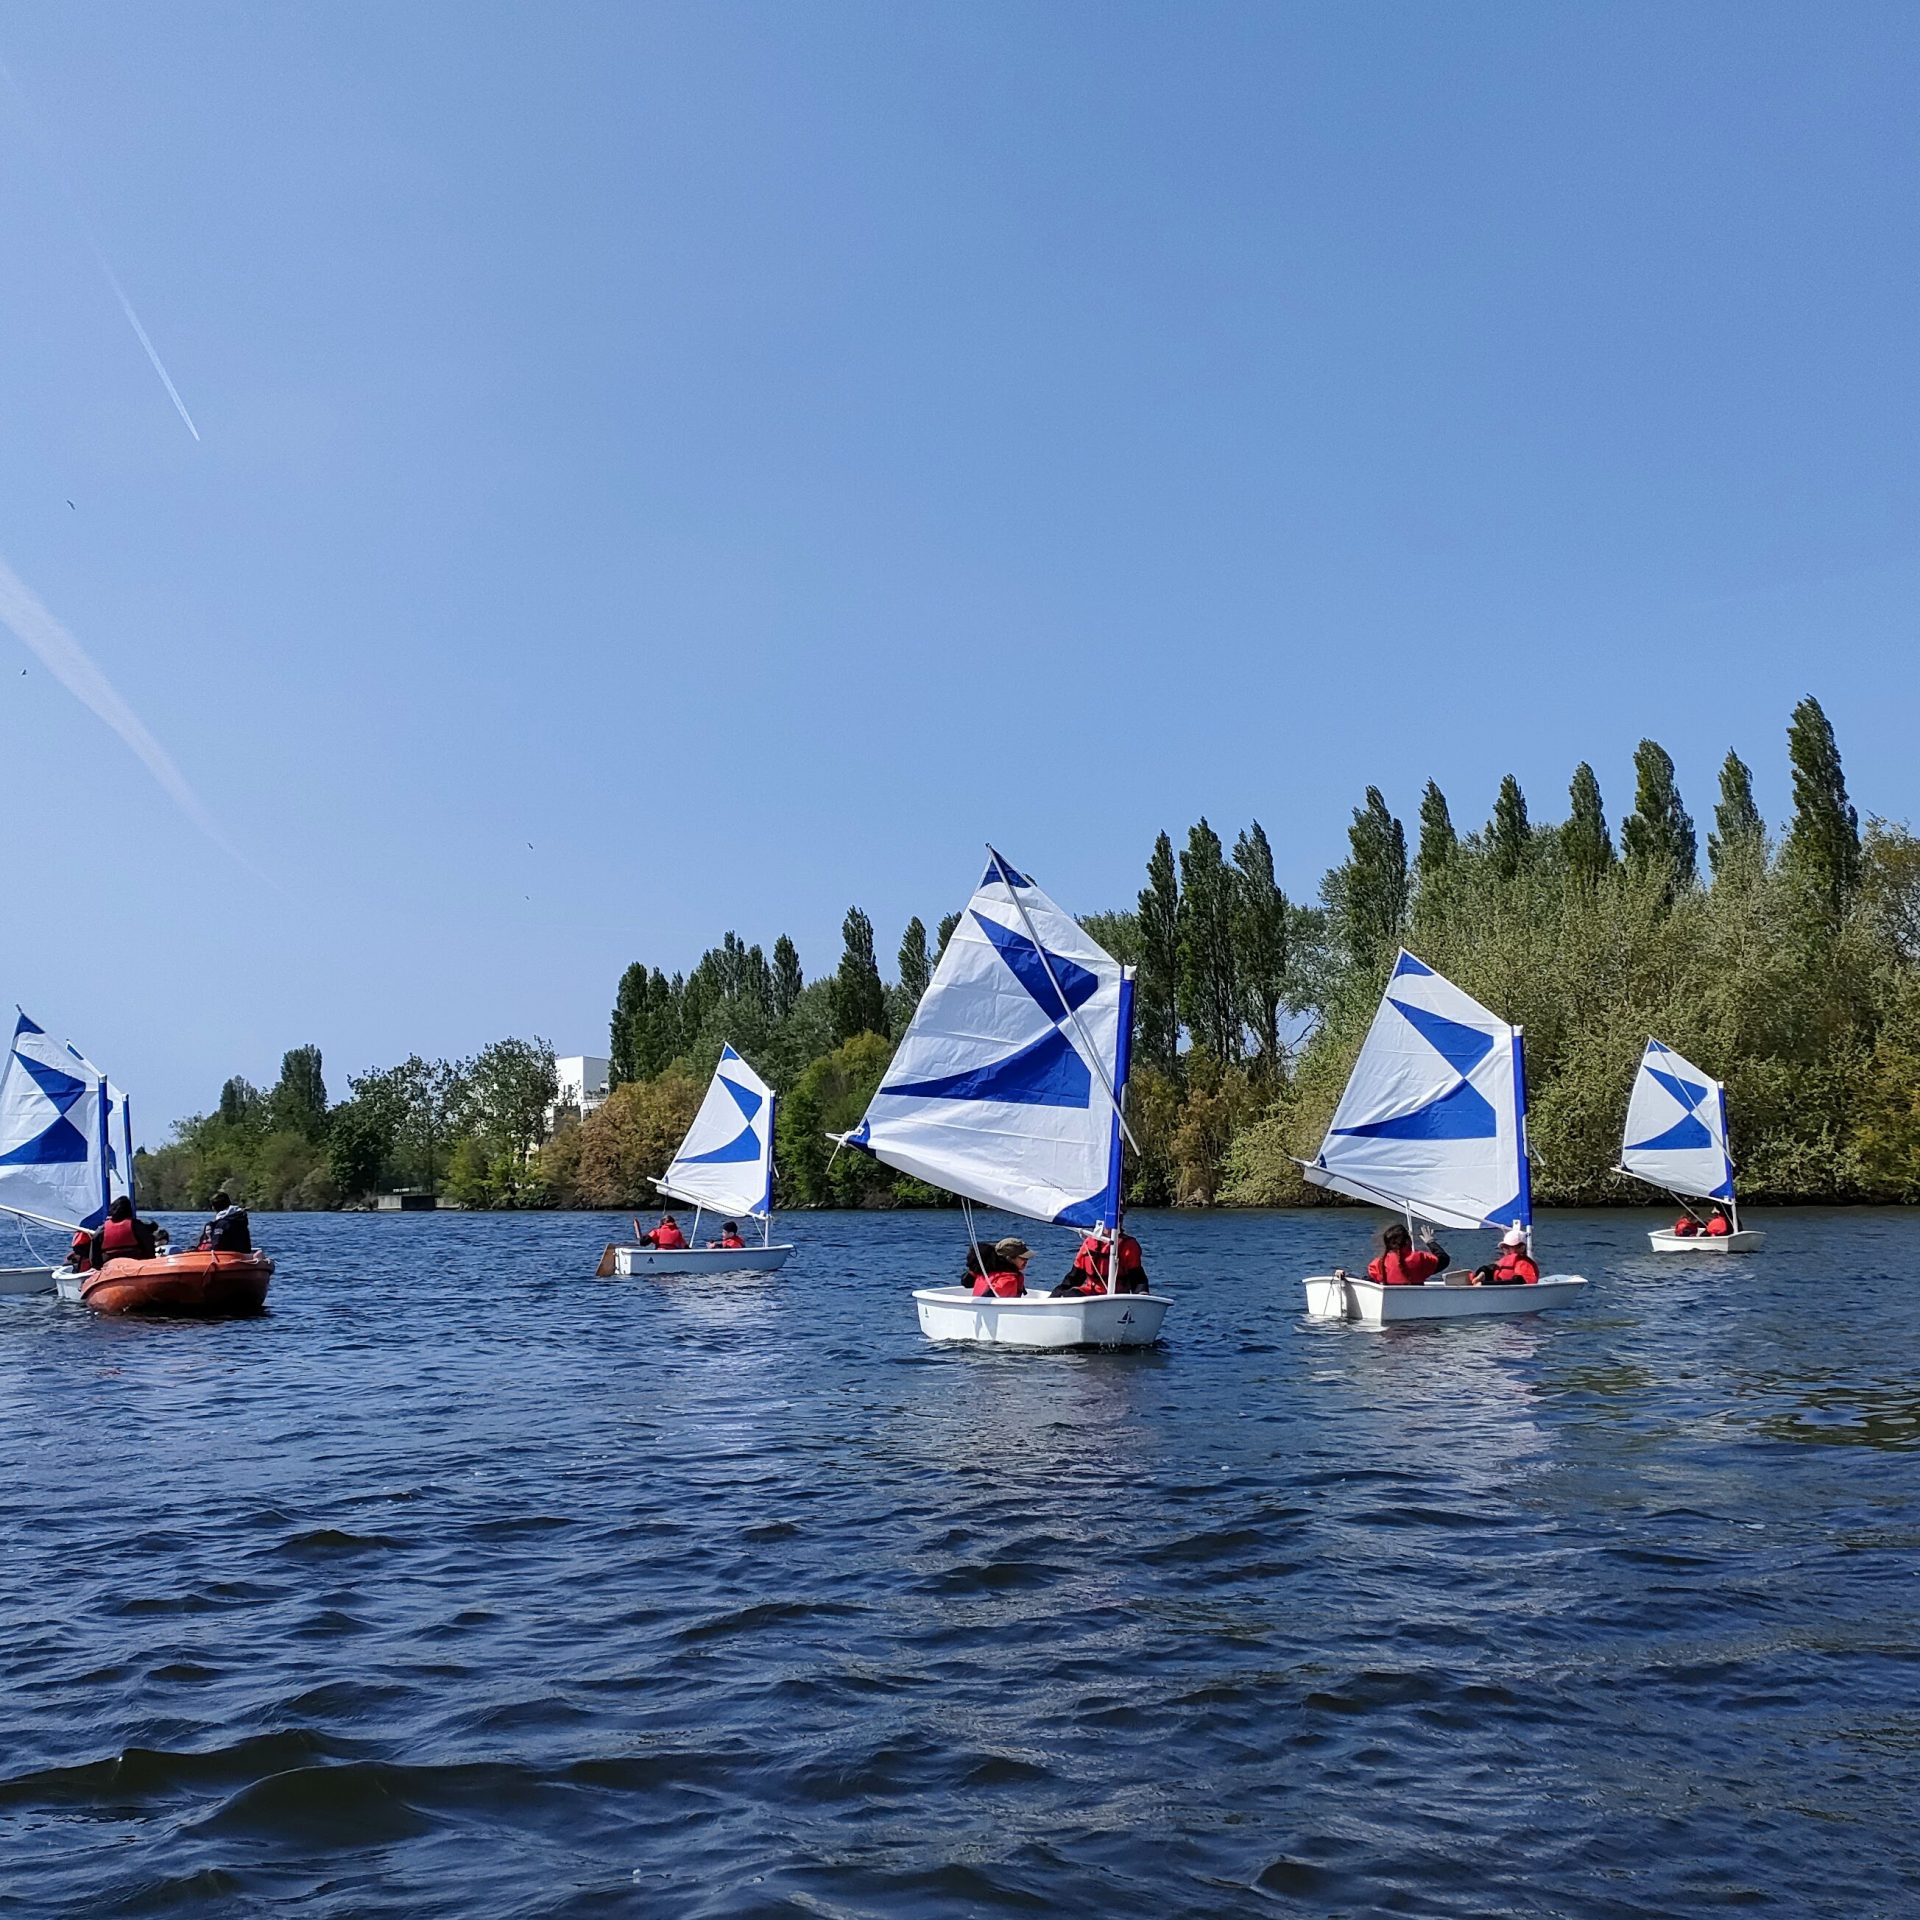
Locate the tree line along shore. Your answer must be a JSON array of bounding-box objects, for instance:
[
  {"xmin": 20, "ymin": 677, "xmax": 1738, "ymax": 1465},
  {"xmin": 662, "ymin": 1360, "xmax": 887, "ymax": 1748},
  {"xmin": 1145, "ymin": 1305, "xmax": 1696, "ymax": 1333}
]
[{"xmin": 139, "ymin": 696, "xmax": 1919, "ymax": 1214}]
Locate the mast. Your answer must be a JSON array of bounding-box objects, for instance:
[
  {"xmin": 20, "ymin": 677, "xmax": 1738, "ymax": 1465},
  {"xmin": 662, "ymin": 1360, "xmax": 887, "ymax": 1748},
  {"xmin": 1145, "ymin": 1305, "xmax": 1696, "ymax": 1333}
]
[{"xmin": 1511, "ymin": 1025, "xmax": 1533, "ymax": 1252}]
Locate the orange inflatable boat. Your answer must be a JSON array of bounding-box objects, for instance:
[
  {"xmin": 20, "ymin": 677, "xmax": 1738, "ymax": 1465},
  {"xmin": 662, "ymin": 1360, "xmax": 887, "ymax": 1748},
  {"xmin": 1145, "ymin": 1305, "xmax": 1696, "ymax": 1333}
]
[{"xmin": 79, "ymin": 1250, "xmax": 273, "ymax": 1317}]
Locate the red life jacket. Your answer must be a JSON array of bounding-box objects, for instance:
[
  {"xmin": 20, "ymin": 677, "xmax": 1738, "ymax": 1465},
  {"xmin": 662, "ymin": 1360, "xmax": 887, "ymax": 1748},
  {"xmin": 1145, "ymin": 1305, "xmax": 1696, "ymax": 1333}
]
[
  {"xmin": 1491, "ymin": 1247, "xmax": 1539, "ymax": 1284},
  {"xmin": 718, "ymin": 1233, "xmax": 744, "ymax": 1249},
  {"xmin": 1672, "ymin": 1217, "xmax": 1699, "ymax": 1236},
  {"xmin": 651, "ymin": 1221, "xmax": 686, "ymax": 1249},
  {"xmin": 1704, "ymin": 1214, "xmax": 1732, "ymax": 1237},
  {"xmin": 99, "ymin": 1216, "xmax": 143, "ymax": 1263},
  {"xmin": 973, "ymin": 1270, "xmax": 1025, "ymax": 1298},
  {"xmin": 1369, "ymin": 1247, "xmax": 1443, "ymax": 1286},
  {"xmin": 1074, "ymin": 1233, "xmax": 1144, "ymax": 1288}
]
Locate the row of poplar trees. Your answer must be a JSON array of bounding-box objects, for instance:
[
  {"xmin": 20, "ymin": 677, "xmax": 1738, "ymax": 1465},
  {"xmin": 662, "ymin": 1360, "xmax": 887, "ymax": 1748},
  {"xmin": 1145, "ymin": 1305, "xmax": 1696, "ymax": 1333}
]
[{"xmin": 549, "ymin": 695, "xmax": 1918, "ymax": 1211}]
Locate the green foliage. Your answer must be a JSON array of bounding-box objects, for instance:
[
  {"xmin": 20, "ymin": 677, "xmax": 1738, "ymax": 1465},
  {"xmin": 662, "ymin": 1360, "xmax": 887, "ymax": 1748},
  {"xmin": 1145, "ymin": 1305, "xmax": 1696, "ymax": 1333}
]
[
  {"xmin": 892, "ymin": 917, "xmax": 931, "ymax": 1033},
  {"xmin": 1621, "ymin": 738, "xmax": 1696, "ymax": 899},
  {"xmin": 1135, "ymin": 831, "xmax": 1181, "ymax": 1072},
  {"xmin": 935, "ymin": 911, "xmax": 961, "ymax": 959},
  {"xmin": 771, "ymin": 935, "xmax": 804, "ymax": 1019},
  {"xmin": 1416, "ymin": 781, "xmax": 1456, "ymax": 882},
  {"xmin": 1783, "ymin": 694, "xmax": 1861, "ymax": 919},
  {"xmin": 1564, "ymin": 762, "xmax": 1614, "ymax": 886},
  {"xmin": 1709, "ymin": 750, "xmax": 1766, "ymax": 880},
  {"xmin": 1489, "ymin": 775, "xmax": 1532, "ymax": 882},
  {"xmin": 1324, "ymin": 786, "xmax": 1408, "ymax": 977},
  {"xmin": 1231, "ymin": 822, "xmax": 1290, "ymax": 1074},
  {"xmin": 830, "ymin": 907, "xmax": 889, "ymax": 1043},
  {"xmin": 270, "ymin": 1046, "xmax": 327, "ymax": 1140},
  {"xmin": 774, "ymin": 1034, "xmax": 918, "ymax": 1208},
  {"xmin": 1178, "ymin": 818, "xmax": 1240, "ymax": 1062}
]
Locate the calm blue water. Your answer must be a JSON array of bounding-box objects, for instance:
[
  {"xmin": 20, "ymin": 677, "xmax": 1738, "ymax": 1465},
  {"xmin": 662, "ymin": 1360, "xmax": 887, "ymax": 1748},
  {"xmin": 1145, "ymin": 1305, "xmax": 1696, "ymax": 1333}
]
[{"xmin": 0, "ymin": 1208, "xmax": 1915, "ymax": 1917}]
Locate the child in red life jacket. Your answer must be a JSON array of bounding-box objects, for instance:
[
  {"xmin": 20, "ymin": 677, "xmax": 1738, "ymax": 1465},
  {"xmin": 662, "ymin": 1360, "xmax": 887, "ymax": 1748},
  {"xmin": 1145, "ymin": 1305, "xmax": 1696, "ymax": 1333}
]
[
  {"xmin": 709, "ymin": 1222, "xmax": 746, "ymax": 1249},
  {"xmin": 639, "ymin": 1213, "xmax": 686, "ymax": 1250},
  {"xmin": 1358, "ymin": 1223, "xmax": 1447, "ymax": 1286},
  {"xmin": 1476, "ymin": 1226, "xmax": 1539, "ymax": 1285},
  {"xmin": 1703, "ymin": 1208, "xmax": 1733, "ymax": 1237},
  {"xmin": 1053, "ymin": 1230, "xmax": 1151, "ymax": 1297},
  {"xmin": 966, "ymin": 1237, "xmax": 1028, "ymax": 1298},
  {"xmin": 1671, "ymin": 1216, "xmax": 1700, "ymax": 1236}
]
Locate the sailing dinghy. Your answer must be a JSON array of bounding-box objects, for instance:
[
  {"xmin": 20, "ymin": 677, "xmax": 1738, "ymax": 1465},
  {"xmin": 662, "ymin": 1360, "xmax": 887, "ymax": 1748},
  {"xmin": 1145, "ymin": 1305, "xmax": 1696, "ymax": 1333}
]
[
  {"xmin": 1300, "ymin": 952, "xmax": 1587, "ymax": 1325},
  {"xmin": 839, "ymin": 850, "xmax": 1167, "ymax": 1349},
  {"xmin": 1620, "ymin": 1039, "xmax": 1763, "ymax": 1251},
  {"xmin": 598, "ymin": 1045, "xmax": 793, "ymax": 1277},
  {"xmin": 0, "ymin": 1010, "xmax": 115, "ymax": 1295}
]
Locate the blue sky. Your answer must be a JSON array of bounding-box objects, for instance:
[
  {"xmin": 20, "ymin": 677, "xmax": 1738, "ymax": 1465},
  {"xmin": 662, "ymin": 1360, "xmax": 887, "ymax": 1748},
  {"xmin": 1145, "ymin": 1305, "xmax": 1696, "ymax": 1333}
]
[{"xmin": 1, "ymin": 3, "xmax": 1915, "ymax": 1135}]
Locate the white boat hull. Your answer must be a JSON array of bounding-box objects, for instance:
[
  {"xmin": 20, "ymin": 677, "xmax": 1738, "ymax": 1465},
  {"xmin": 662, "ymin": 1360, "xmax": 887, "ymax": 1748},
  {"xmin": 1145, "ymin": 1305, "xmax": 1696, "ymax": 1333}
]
[
  {"xmin": 611, "ymin": 1243, "xmax": 793, "ymax": 1278},
  {"xmin": 912, "ymin": 1286, "xmax": 1169, "ymax": 1348},
  {"xmin": 53, "ymin": 1267, "xmax": 85, "ymax": 1303},
  {"xmin": 1647, "ymin": 1228, "xmax": 1765, "ymax": 1252},
  {"xmin": 1303, "ymin": 1273, "xmax": 1588, "ymax": 1326},
  {"xmin": 0, "ymin": 1265, "xmax": 56, "ymax": 1296}
]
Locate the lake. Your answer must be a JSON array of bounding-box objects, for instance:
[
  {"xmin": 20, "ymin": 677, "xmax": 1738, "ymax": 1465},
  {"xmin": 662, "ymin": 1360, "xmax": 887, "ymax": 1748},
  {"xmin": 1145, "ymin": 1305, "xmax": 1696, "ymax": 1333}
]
[{"xmin": 0, "ymin": 1207, "xmax": 1914, "ymax": 1916}]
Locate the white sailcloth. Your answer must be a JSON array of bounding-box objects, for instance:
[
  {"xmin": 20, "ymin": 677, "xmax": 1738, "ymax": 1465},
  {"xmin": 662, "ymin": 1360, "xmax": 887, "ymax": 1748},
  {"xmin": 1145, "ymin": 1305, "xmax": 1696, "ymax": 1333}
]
[
  {"xmin": 1620, "ymin": 1039, "xmax": 1733, "ymax": 1203},
  {"xmin": 658, "ymin": 1045, "xmax": 776, "ymax": 1219},
  {"xmin": 107, "ymin": 1083, "xmax": 134, "ymax": 1206},
  {"xmin": 845, "ymin": 851, "xmax": 1130, "ymax": 1229},
  {"xmin": 0, "ymin": 1011, "xmax": 111, "ymax": 1231},
  {"xmin": 1304, "ymin": 951, "xmax": 1530, "ymax": 1232}
]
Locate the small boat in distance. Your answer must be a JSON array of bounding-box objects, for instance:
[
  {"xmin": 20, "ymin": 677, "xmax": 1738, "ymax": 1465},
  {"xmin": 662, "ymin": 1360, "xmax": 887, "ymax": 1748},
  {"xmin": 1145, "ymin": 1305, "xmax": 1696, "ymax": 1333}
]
[
  {"xmin": 1299, "ymin": 952, "xmax": 1587, "ymax": 1325},
  {"xmin": 598, "ymin": 1045, "xmax": 793, "ymax": 1277},
  {"xmin": 837, "ymin": 849, "xmax": 1167, "ymax": 1349},
  {"xmin": 1619, "ymin": 1039, "xmax": 1764, "ymax": 1251}
]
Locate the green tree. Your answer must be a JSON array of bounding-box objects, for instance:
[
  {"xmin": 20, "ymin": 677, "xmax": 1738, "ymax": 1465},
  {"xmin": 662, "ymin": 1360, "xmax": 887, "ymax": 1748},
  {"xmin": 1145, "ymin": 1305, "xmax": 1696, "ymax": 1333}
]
[
  {"xmin": 1416, "ymin": 780, "xmax": 1457, "ymax": 883},
  {"xmin": 218, "ymin": 1077, "xmax": 265, "ymax": 1131},
  {"xmin": 935, "ymin": 910, "xmax": 961, "ymax": 958},
  {"xmin": 830, "ymin": 907, "xmax": 888, "ymax": 1042},
  {"xmin": 1489, "ymin": 775, "xmax": 1532, "ymax": 882},
  {"xmin": 1621, "ymin": 739, "xmax": 1696, "ymax": 899},
  {"xmin": 1709, "ymin": 749, "xmax": 1766, "ymax": 880},
  {"xmin": 326, "ymin": 1097, "xmax": 394, "ymax": 1200},
  {"xmin": 1324, "ymin": 786, "xmax": 1408, "ymax": 975},
  {"xmin": 1178, "ymin": 819, "xmax": 1240, "ymax": 1062},
  {"xmin": 1135, "ymin": 831, "xmax": 1181, "ymax": 1071},
  {"xmin": 1782, "ymin": 695, "xmax": 1861, "ymax": 917},
  {"xmin": 771, "ymin": 935, "xmax": 804, "ymax": 1019},
  {"xmin": 1564, "ymin": 763, "xmax": 1614, "ymax": 886},
  {"xmin": 1231, "ymin": 822, "xmax": 1290, "ymax": 1072},
  {"xmin": 609, "ymin": 962, "xmax": 648, "ymax": 1086},
  {"xmin": 457, "ymin": 1036, "xmax": 560, "ymax": 1198},
  {"xmin": 269, "ymin": 1046, "xmax": 328, "ymax": 1141},
  {"xmin": 897, "ymin": 916, "xmax": 931, "ymax": 1010},
  {"xmin": 774, "ymin": 1033, "xmax": 901, "ymax": 1207}
]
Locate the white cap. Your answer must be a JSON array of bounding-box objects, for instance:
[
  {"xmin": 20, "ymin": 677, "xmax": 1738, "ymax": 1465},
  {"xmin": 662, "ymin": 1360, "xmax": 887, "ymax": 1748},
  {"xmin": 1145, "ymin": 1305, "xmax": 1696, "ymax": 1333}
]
[{"xmin": 1500, "ymin": 1227, "xmax": 1526, "ymax": 1248}]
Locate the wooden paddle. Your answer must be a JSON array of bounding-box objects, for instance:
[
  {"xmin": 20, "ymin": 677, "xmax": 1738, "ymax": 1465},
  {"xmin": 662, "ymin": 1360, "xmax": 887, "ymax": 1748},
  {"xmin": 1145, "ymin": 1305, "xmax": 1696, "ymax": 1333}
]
[{"xmin": 594, "ymin": 1244, "xmax": 619, "ymax": 1278}]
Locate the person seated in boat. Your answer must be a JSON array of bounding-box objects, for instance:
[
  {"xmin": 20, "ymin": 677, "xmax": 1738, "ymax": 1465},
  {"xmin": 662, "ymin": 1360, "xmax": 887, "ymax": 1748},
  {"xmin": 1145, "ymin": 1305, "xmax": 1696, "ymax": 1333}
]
[
  {"xmin": 1360, "ymin": 1222, "xmax": 1448, "ymax": 1286},
  {"xmin": 1703, "ymin": 1207, "xmax": 1734, "ymax": 1238},
  {"xmin": 196, "ymin": 1191, "xmax": 253, "ymax": 1253},
  {"xmin": 91, "ymin": 1196, "xmax": 157, "ymax": 1268},
  {"xmin": 66, "ymin": 1229, "xmax": 92, "ymax": 1273},
  {"xmin": 637, "ymin": 1212, "xmax": 686, "ymax": 1250},
  {"xmin": 1669, "ymin": 1215, "xmax": 1700, "ymax": 1237},
  {"xmin": 1052, "ymin": 1230, "xmax": 1150, "ymax": 1297},
  {"xmin": 709, "ymin": 1222, "xmax": 746, "ymax": 1249},
  {"xmin": 965, "ymin": 1238, "xmax": 1028, "ymax": 1298},
  {"xmin": 1474, "ymin": 1227, "xmax": 1539, "ymax": 1286}
]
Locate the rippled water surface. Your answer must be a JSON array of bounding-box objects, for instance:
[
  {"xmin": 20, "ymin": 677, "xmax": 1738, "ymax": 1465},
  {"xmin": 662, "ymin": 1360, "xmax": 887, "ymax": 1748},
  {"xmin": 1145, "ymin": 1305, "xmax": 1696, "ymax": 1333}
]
[{"xmin": 2, "ymin": 1207, "xmax": 1916, "ymax": 1916}]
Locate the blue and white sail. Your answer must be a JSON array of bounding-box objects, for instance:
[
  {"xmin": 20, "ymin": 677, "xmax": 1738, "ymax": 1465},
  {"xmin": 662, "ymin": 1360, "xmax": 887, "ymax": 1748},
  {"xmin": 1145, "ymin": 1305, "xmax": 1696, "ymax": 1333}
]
[
  {"xmin": 843, "ymin": 850, "xmax": 1132, "ymax": 1229},
  {"xmin": 657, "ymin": 1045, "xmax": 776, "ymax": 1220},
  {"xmin": 1620, "ymin": 1039, "xmax": 1733, "ymax": 1204},
  {"xmin": 0, "ymin": 1011, "xmax": 112, "ymax": 1231},
  {"xmin": 106, "ymin": 1083, "xmax": 135, "ymax": 1206},
  {"xmin": 1304, "ymin": 951, "xmax": 1530, "ymax": 1232}
]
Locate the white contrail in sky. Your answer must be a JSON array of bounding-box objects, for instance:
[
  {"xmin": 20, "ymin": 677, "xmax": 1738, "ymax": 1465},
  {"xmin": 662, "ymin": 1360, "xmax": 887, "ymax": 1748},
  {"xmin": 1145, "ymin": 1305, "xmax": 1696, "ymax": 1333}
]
[
  {"xmin": 0, "ymin": 554, "xmax": 241, "ymax": 862},
  {"xmin": 0, "ymin": 52, "xmax": 201, "ymax": 441}
]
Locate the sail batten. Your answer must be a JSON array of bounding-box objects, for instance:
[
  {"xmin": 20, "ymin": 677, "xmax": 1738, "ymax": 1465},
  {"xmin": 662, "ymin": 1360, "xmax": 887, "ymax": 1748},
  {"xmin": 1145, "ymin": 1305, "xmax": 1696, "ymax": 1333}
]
[
  {"xmin": 845, "ymin": 856, "xmax": 1128, "ymax": 1229},
  {"xmin": 1620, "ymin": 1039, "xmax": 1734, "ymax": 1203},
  {"xmin": 659, "ymin": 1045, "xmax": 776, "ymax": 1220},
  {"xmin": 1303, "ymin": 952, "xmax": 1529, "ymax": 1232}
]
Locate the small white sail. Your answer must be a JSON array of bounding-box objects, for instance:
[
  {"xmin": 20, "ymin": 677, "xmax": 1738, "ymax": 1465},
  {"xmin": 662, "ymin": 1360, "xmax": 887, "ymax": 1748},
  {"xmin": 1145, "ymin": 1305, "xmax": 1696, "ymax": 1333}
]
[
  {"xmin": 0, "ymin": 1011, "xmax": 111, "ymax": 1231},
  {"xmin": 1620, "ymin": 1039, "xmax": 1733, "ymax": 1203},
  {"xmin": 657, "ymin": 1045, "xmax": 776, "ymax": 1220},
  {"xmin": 107, "ymin": 1083, "xmax": 134, "ymax": 1206},
  {"xmin": 1304, "ymin": 951, "xmax": 1530, "ymax": 1232},
  {"xmin": 845, "ymin": 851, "xmax": 1130, "ymax": 1229}
]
